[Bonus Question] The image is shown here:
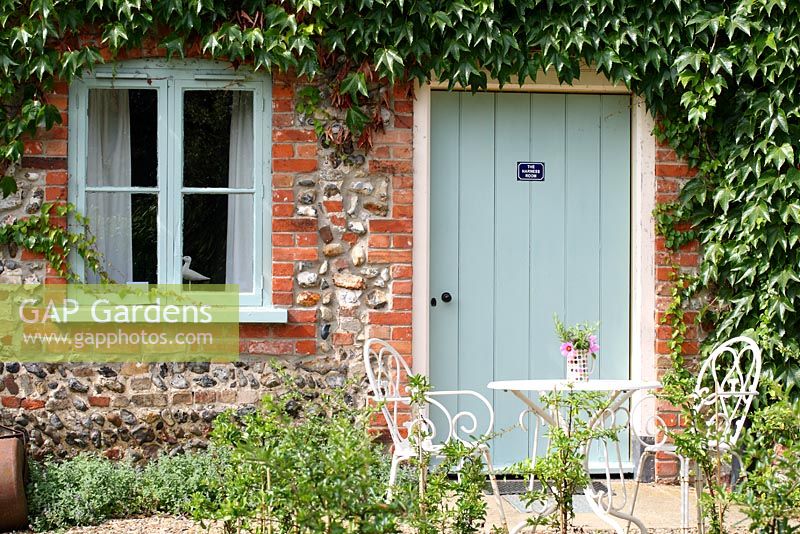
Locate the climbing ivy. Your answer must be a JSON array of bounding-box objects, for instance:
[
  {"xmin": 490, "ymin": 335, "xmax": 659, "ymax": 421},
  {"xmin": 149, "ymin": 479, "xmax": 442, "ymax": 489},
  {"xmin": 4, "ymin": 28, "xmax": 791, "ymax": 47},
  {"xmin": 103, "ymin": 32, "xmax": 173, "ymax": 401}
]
[
  {"xmin": 0, "ymin": 202, "xmax": 108, "ymax": 281},
  {"xmin": 2, "ymin": 0, "xmax": 800, "ymax": 391}
]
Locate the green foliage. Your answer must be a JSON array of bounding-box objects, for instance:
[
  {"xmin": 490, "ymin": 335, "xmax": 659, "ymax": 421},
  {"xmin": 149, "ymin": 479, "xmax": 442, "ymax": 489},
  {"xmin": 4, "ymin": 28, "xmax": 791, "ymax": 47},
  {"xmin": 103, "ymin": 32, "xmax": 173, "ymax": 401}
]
[
  {"xmin": 735, "ymin": 382, "xmax": 800, "ymax": 533},
  {"xmin": 406, "ymin": 440, "xmax": 489, "ymax": 534},
  {"xmin": 2, "ymin": 0, "xmax": 800, "ymax": 389},
  {"xmin": 139, "ymin": 449, "xmax": 226, "ymax": 515},
  {"xmin": 192, "ymin": 386, "xmax": 400, "ymax": 534},
  {"xmin": 27, "ymin": 453, "xmax": 140, "ymax": 531},
  {"xmin": 661, "ymin": 365, "xmax": 743, "ymax": 534},
  {"xmin": 553, "ymin": 314, "xmax": 598, "ymax": 352},
  {"xmin": 512, "ymin": 391, "xmax": 619, "ymax": 534},
  {"xmin": 404, "ymin": 373, "xmax": 489, "ymax": 534},
  {"xmin": 26, "ymin": 450, "xmax": 224, "ymax": 531},
  {"xmin": 0, "ymin": 201, "xmax": 108, "ymax": 281},
  {"xmin": 511, "ymin": 392, "xmax": 619, "ymax": 533}
]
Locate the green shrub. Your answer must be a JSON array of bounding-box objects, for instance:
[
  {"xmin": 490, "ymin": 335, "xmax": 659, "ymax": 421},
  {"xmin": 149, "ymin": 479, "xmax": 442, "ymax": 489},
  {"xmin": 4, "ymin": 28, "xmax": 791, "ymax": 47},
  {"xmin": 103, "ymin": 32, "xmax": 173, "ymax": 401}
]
[
  {"xmin": 401, "ymin": 374, "xmax": 490, "ymax": 534},
  {"xmin": 736, "ymin": 383, "xmax": 800, "ymax": 533},
  {"xmin": 511, "ymin": 391, "xmax": 620, "ymax": 534},
  {"xmin": 192, "ymin": 387, "xmax": 402, "ymax": 533},
  {"xmin": 27, "ymin": 453, "xmax": 141, "ymax": 531},
  {"xmin": 139, "ymin": 450, "xmax": 226, "ymax": 515},
  {"xmin": 26, "ymin": 449, "xmax": 225, "ymax": 531}
]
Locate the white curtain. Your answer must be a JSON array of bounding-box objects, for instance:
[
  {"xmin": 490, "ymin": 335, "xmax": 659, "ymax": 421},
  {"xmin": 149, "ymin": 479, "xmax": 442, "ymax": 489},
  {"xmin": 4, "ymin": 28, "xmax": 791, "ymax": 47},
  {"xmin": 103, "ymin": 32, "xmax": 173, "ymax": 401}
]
[
  {"xmin": 86, "ymin": 90, "xmax": 132, "ymax": 283},
  {"xmin": 226, "ymin": 92, "xmax": 254, "ymax": 292}
]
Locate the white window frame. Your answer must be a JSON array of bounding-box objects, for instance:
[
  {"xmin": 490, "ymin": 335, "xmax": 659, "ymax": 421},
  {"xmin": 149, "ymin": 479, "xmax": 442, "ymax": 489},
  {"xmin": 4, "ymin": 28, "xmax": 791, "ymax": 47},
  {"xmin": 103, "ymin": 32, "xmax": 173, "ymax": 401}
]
[{"xmin": 68, "ymin": 59, "xmax": 287, "ymax": 323}]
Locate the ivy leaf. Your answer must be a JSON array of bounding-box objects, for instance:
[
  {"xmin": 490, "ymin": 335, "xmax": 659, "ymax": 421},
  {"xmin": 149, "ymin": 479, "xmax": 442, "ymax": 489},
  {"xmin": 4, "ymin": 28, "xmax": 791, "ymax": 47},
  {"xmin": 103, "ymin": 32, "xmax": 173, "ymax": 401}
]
[
  {"xmin": 789, "ymin": 225, "xmax": 800, "ymax": 249},
  {"xmin": 340, "ymin": 72, "xmax": 368, "ymax": 100},
  {"xmin": 29, "ymin": 0, "xmax": 53, "ymax": 18},
  {"xmin": 674, "ymin": 49, "xmax": 704, "ymax": 72},
  {"xmin": 743, "ymin": 202, "xmax": 770, "ymax": 227},
  {"xmin": 787, "ymin": 167, "xmax": 800, "ymax": 187},
  {"xmin": 709, "ymin": 51, "xmax": 734, "ymax": 76},
  {"xmin": 766, "ymin": 143, "xmax": 795, "ymax": 169},
  {"xmin": 345, "ymin": 105, "xmax": 370, "ymax": 135},
  {"xmin": 775, "ymin": 270, "xmax": 800, "ymax": 291},
  {"xmin": 29, "ymin": 55, "xmax": 53, "ymax": 79},
  {"xmin": 595, "ymin": 49, "xmax": 614, "ymax": 73},
  {"xmin": 430, "ymin": 11, "xmax": 450, "ymax": 32},
  {"xmin": 201, "ymin": 33, "xmax": 221, "ymax": 55},
  {"xmin": 296, "ymin": 0, "xmax": 320, "ymax": 13},
  {"xmin": 780, "ymin": 203, "xmax": 800, "ymax": 225},
  {"xmin": 160, "ymin": 34, "xmax": 185, "ymax": 58},
  {"xmin": 10, "ymin": 27, "xmax": 32, "ymax": 48},
  {"xmin": 768, "ymin": 108, "xmax": 789, "ymax": 136},
  {"xmin": 102, "ymin": 23, "xmax": 129, "ymax": 49},
  {"xmin": 375, "ymin": 47, "xmax": 403, "ymax": 78},
  {"xmin": 448, "ymin": 1, "xmax": 470, "ymax": 21},
  {"xmin": 0, "ymin": 176, "xmax": 17, "ymax": 198},
  {"xmin": 713, "ymin": 187, "xmax": 735, "ymax": 213},
  {"xmin": 765, "ymin": 226, "xmax": 787, "ymax": 255}
]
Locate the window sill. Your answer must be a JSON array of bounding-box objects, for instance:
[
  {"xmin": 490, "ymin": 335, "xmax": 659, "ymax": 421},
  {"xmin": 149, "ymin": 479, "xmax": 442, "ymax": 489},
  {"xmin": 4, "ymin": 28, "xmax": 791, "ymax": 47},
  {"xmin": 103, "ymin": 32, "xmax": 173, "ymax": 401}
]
[
  {"xmin": 56, "ymin": 306, "xmax": 288, "ymax": 324},
  {"xmin": 237, "ymin": 307, "xmax": 288, "ymax": 323}
]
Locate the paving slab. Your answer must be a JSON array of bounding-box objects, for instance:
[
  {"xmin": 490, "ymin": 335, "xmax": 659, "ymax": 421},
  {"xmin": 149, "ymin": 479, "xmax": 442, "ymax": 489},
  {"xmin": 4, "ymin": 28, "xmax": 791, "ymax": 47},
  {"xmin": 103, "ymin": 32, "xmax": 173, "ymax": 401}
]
[{"xmin": 485, "ymin": 482, "xmax": 750, "ymax": 533}]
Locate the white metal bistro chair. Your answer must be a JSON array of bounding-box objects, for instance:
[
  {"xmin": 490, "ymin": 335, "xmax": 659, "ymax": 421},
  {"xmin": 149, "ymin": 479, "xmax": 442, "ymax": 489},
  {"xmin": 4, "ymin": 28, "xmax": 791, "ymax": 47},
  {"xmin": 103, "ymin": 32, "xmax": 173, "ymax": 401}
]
[
  {"xmin": 630, "ymin": 336, "xmax": 762, "ymax": 532},
  {"xmin": 363, "ymin": 338, "xmax": 508, "ymax": 530}
]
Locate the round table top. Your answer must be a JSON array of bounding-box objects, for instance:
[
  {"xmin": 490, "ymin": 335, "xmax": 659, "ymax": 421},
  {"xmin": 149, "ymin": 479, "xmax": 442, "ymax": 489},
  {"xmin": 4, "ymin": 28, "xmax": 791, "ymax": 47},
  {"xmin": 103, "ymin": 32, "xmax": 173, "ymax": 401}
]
[{"xmin": 487, "ymin": 379, "xmax": 662, "ymax": 392}]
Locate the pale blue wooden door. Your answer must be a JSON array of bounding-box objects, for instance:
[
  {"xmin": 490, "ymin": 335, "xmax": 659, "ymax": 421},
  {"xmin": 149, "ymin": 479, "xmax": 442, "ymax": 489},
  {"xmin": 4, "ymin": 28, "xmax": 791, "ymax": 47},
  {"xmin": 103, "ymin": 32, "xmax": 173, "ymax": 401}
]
[{"xmin": 429, "ymin": 92, "xmax": 631, "ymax": 468}]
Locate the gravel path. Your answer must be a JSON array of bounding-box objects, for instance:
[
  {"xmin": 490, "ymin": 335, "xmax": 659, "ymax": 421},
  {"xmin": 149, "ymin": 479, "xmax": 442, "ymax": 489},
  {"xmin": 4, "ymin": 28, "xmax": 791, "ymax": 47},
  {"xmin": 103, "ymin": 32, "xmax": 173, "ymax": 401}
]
[
  {"xmin": 8, "ymin": 515, "xmax": 222, "ymax": 534},
  {"xmin": 8, "ymin": 515, "xmax": 750, "ymax": 534}
]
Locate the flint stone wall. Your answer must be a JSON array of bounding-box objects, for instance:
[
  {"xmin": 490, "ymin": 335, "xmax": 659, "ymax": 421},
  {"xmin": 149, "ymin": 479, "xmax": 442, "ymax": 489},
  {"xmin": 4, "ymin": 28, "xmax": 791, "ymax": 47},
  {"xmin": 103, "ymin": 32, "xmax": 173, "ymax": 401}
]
[
  {"xmin": 0, "ymin": 67, "xmax": 414, "ymax": 460},
  {"xmin": 0, "ymin": 168, "xmax": 48, "ymax": 285}
]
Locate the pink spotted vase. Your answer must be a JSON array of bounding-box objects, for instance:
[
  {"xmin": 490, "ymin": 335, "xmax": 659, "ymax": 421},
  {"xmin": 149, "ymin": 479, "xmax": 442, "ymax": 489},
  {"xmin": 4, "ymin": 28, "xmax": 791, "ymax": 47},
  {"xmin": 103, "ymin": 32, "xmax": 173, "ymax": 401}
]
[{"xmin": 566, "ymin": 349, "xmax": 593, "ymax": 382}]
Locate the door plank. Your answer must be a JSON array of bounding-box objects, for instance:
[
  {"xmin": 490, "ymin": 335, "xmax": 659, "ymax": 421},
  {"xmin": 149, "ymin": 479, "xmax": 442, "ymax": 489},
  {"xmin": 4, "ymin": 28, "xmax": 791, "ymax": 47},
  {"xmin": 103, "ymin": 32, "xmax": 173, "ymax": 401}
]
[
  {"xmin": 429, "ymin": 91, "xmax": 462, "ymax": 437},
  {"xmin": 564, "ymin": 95, "xmax": 602, "ymax": 368},
  {"xmin": 493, "ymin": 92, "xmax": 533, "ymax": 465},
  {"xmin": 529, "ymin": 93, "xmax": 568, "ymax": 380},
  {"xmin": 456, "ymin": 92, "xmax": 496, "ymax": 438},
  {"xmin": 599, "ymin": 95, "xmax": 632, "ymax": 381},
  {"xmin": 529, "ymin": 93, "xmax": 569, "ymax": 463}
]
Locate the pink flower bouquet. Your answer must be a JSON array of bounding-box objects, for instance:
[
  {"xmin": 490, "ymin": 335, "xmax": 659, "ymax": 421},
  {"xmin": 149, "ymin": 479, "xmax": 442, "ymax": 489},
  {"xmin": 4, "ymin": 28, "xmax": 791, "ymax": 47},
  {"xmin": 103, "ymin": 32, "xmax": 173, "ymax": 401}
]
[{"xmin": 554, "ymin": 314, "xmax": 600, "ymax": 358}]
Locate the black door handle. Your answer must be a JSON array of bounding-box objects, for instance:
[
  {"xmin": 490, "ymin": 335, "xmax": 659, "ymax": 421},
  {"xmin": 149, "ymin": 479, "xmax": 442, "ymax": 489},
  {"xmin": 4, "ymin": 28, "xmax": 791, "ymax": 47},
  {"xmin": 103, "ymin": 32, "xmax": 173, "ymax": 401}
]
[{"xmin": 441, "ymin": 292, "xmax": 452, "ymax": 303}]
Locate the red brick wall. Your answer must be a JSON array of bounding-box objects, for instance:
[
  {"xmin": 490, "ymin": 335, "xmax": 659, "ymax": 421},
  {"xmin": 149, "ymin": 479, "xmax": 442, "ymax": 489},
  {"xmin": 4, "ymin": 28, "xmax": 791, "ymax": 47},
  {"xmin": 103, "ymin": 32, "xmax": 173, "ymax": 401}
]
[{"xmin": 652, "ymin": 139, "xmax": 701, "ymax": 482}]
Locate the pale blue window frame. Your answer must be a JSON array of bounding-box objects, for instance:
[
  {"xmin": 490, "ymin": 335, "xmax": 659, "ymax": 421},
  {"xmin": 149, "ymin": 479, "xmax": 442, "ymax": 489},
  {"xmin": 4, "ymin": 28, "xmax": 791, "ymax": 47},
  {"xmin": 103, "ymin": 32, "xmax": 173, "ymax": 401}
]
[{"xmin": 68, "ymin": 60, "xmax": 287, "ymax": 322}]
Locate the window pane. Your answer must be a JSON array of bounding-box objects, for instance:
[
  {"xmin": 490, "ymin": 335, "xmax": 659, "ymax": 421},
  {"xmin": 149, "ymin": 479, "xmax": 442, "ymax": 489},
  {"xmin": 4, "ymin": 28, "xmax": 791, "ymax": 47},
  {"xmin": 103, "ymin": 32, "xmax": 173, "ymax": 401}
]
[
  {"xmin": 86, "ymin": 193, "xmax": 158, "ymax": 284},
  {"xmin": 183, "ymin": 90, "xmax": 254, "ymax": 189},
  {"xmin": 87, "ymin": 89, "xmax": 157, "ymax": 188},
  {"xmin": 182, "ymin": 194, "xmax": 253, "ymax": 292}
]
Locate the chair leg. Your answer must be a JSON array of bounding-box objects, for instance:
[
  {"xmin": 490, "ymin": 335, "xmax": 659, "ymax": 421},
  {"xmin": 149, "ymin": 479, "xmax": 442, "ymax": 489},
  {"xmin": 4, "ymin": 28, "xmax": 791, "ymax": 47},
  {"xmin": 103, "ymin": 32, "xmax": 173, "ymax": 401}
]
[
  {"xmin": 695, "ymin": 467, "xmax": 704, "ymax": 534},
  {"xmin": 679, "ymin": 455, "xmax": 690, "ymax": 532},
  {"xmin": 482, "ymin": 446, "xmax": 509, "ymax": 534},
  {"xmin": 626, "ymin": 450, "xmax": 651, "ymax": 534},
  {"xmin": 387, "ymin": 454, "xmax": 401, "ymax": 502}
]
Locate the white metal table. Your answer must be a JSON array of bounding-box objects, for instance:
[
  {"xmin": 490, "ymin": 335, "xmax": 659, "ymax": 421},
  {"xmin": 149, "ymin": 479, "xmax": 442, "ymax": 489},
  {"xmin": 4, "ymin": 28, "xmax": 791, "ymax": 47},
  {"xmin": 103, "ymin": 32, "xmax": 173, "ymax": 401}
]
[{"xmin": 488, "ymin": 379, "xmax": 662, "ymax": 534}]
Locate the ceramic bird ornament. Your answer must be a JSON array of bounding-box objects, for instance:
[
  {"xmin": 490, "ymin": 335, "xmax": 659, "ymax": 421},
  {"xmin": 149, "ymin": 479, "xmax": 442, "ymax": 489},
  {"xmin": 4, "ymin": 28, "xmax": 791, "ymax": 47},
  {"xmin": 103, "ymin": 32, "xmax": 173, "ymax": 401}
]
[{"xmin": 181, "ymin": 256, "xmax": 210, "ymax": 283}]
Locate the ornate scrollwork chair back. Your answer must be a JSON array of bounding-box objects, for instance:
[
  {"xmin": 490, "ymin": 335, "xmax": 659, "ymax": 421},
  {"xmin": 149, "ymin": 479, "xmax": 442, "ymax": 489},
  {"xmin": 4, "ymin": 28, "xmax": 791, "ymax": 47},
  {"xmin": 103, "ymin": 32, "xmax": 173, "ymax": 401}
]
[
  {"xmin": 363, "ymin": 338, "xmax": 508, "ymax": 530},
  {"xmin": 363, "ymin": 337, "xmax": 413, "ymax": 451},
  {"xmin": 629, "ymin": 335, "xmax": 762, "ymax": 533},
  {"xmin": 692, "ymin": 335, "xmax": 762, "ymax": 447}
]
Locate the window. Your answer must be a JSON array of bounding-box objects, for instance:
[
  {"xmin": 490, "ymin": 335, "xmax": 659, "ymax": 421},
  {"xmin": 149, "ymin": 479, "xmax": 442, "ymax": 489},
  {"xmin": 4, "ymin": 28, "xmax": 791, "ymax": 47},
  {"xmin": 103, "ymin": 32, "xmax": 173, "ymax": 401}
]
[{"xmin": 68, "ymin": 60, "xmax": 285, "ymax": 321}]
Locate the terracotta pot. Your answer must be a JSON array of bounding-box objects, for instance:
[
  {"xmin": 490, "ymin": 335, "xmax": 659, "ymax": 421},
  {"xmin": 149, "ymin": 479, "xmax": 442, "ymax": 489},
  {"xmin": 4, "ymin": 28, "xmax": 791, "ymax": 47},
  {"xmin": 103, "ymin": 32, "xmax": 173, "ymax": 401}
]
[{"xmin": 0, "ymin": 426, "xmax": 28, "ymax": 532}]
